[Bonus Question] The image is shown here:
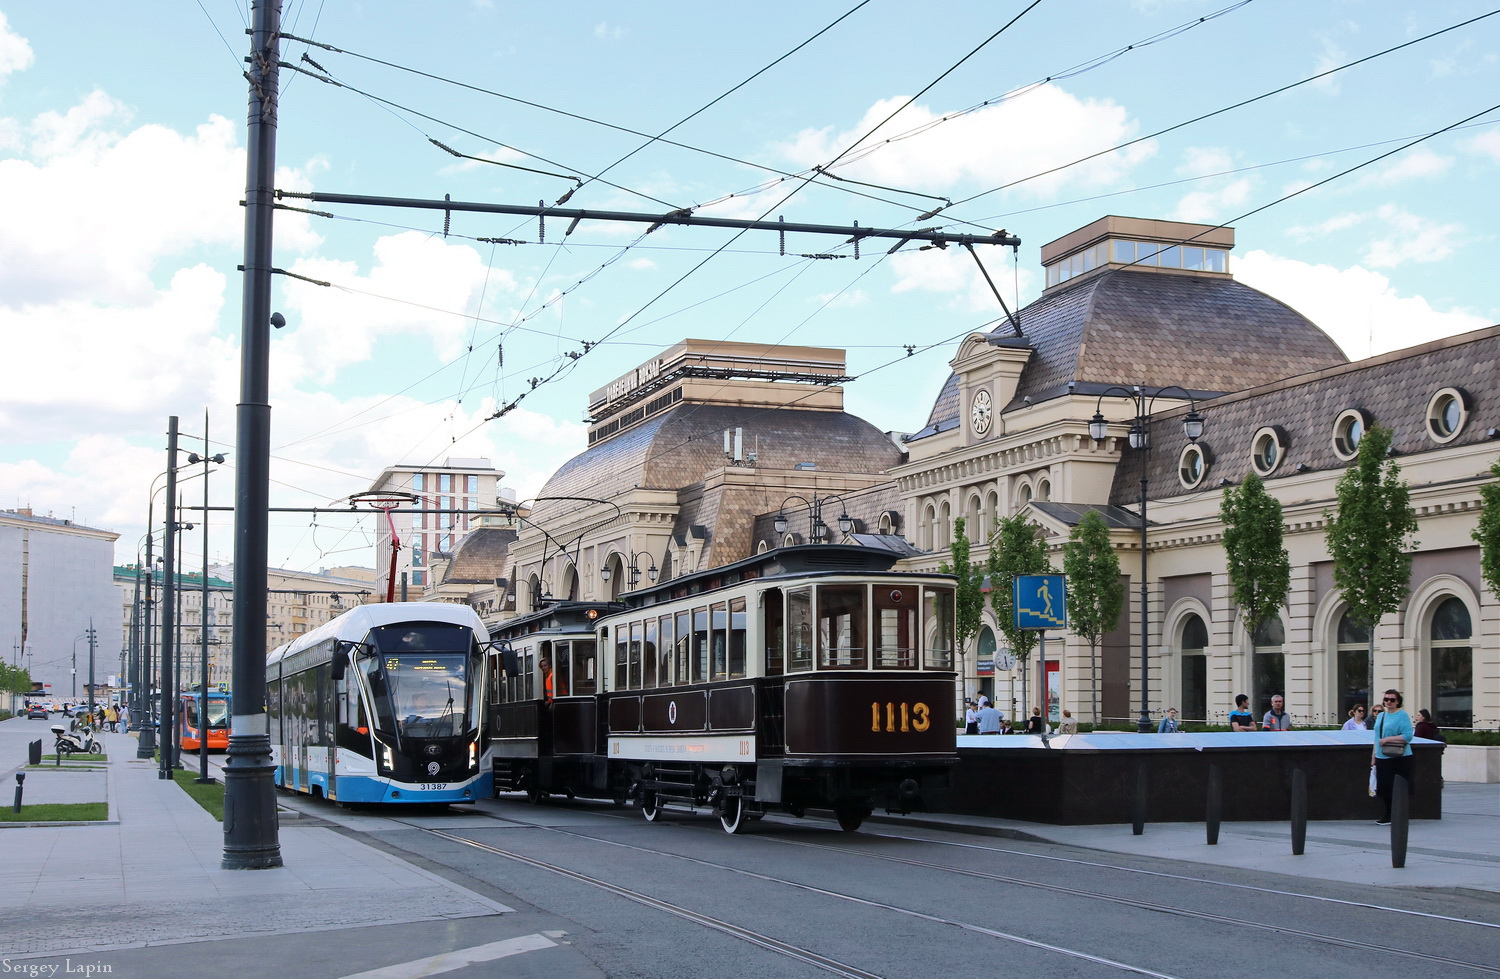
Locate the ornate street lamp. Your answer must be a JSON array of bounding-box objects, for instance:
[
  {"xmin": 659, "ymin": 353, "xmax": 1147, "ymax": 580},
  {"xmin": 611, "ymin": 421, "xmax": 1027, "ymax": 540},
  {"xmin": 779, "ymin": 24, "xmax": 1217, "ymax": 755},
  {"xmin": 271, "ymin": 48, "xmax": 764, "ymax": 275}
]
[
  {"xmin": 1088, "ymin": 385, "xmax": 1205, "ymax": 734},
  {"xmin": 774, "ymin": 494, "xmax": 853, "ymax": 543},
  {"xmin": 602, "ymin": 550, "xmax": 659, "ymax": 588}
]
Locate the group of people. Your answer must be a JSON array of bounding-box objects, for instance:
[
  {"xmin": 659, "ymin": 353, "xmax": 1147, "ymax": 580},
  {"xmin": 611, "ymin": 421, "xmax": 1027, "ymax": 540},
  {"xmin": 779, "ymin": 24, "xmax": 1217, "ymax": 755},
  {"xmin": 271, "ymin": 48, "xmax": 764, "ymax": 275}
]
[{"xmin": 963, "ymin": 697, "xmax": 1075, "ymax": 736}]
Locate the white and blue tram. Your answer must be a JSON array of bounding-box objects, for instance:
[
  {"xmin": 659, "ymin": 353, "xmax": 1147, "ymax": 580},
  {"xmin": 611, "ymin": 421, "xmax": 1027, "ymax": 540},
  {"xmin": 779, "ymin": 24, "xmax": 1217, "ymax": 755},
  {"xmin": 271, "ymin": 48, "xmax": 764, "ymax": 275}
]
[
  {"xmin": 269, "ymin": 602, "xmax": 489, "ymax": 804},
  {"xmin": 488, "ymin": 544, "xmax": 958, "ymax": 832}
]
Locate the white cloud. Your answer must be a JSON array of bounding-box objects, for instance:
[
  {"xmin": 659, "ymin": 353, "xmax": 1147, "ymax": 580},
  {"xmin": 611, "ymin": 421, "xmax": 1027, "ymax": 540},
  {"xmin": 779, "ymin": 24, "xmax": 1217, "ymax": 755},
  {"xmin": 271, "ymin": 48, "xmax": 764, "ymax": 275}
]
[
  {"xmin": 1172, "ymin": 177, "xmax": 1253, "ymax": 224},
  {"xmin": 0, "ymin": 12, "xmax": 34, "ymax": 80},
  {"xmin": 1285, "ymin": 212, "xmax": 1364, "ymax": 241},
  {"xmin": 889, "ymin": 246, "xmax": 1037, "ymax": 314},
  {"xmin": 1355, "ymin": 148, "xmax": 1452, "ymax": 188},
  {"xmin": 1177, "ymin": 146, "xmax": 1234, "ymax": 176},
  {"xmin": 1362, "ymin": 205, "xmax": 1464, "ymax": 268},
  {"xmin": 1464, "ymin": 129, "xmax": 1500, "ymax": 162},
  {"xmin": 1235, "ymin": 250, "xmax": 1489, "ymax": 360},
  {"xmin": 778, "ymin": 84, "xmax": 1154, "ymax": 197}
]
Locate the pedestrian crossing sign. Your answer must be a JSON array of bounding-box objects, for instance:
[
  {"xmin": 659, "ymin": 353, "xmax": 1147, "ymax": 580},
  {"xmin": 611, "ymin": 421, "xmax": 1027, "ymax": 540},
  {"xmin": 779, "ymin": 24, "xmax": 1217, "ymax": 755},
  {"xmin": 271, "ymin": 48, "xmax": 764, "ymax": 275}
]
[{"xmin": 1013, "ymin": 574, "xmax": 1066, "ymax": 630}]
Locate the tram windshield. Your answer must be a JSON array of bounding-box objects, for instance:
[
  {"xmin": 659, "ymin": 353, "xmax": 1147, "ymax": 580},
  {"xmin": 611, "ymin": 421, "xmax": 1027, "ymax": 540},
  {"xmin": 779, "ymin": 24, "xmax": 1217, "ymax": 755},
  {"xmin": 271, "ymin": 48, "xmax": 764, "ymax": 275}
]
[
  {"xmin": 362, "ymin": 623, "xmax": 479, "ymax": 739},
  {"xmin": 184, "ymin": 696, "xmax": 229, "ymax": 730}
]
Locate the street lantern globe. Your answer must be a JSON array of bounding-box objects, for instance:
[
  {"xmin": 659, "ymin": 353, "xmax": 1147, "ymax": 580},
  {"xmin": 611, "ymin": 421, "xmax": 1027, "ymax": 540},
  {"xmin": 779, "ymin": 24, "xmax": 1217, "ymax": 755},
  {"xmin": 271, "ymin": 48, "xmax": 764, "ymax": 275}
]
[
  {"xmin": 837, "ymin": 511, "xmax": 854, "ymax": 535},
  {"xmin": 1088, "ymin": 411, "xmax": 1109, "ymax": 443},
  {"xmin": 600, "ymin": 565, "xmax": 612, "ymax": 583},
  {"xmin": 1128, "ymin": 423, "xmax": 1147, "ymax": 450},
  {"xmin": 773, "ymin": 511, "xmax": 789, "ymax": 535},
  {"xmin": 1183, "ymin": 408, "xmax": 1205, "ymax": 442}
]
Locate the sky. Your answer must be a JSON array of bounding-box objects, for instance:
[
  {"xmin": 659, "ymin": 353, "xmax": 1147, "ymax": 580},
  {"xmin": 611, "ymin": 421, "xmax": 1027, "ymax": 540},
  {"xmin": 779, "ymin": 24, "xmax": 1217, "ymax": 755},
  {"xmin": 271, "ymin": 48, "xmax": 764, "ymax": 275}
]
[{"xmin": 1, "ymin": 0, "xmax": 1498, "ymax": 579}]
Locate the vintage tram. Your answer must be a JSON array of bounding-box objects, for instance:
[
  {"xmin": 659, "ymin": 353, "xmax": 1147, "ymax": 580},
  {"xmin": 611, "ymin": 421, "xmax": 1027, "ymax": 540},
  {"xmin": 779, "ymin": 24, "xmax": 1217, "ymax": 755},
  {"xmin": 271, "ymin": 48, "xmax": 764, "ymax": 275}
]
[
  {"xmin": 487, "ymin": 544, "xmax": 958, "ymax": 832},
  {"xmin": 269, "ymin": 602, "xmax": 489, "ymax": 804}
]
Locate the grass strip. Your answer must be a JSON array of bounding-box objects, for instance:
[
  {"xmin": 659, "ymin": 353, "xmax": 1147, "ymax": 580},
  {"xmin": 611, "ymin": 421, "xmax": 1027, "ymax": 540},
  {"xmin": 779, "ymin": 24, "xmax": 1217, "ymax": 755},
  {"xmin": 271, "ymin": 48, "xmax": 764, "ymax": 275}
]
[
  {"xmin": 0, "ymin": 802, "xmax": 108, "ymax": 823},
  {"xmin": 171, "ymin": 767, "xmax": 225, "ymax": 821}
]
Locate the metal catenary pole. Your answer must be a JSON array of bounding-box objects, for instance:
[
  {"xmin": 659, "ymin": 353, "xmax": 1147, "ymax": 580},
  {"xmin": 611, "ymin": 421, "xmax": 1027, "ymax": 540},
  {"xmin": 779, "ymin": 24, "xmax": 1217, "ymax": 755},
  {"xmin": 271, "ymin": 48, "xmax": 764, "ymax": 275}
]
[{"xmin": 159, "ymin": 416, "xmax": 179, "ymax": 780}]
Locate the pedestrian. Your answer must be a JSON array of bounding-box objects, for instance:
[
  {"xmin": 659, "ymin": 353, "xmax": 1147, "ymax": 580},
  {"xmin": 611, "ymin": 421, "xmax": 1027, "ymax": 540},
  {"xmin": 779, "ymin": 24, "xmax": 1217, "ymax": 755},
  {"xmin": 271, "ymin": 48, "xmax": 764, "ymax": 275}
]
[
  {"xmin": 1228, "ymin": 694, "xmax": 1257, "ymax": 731},
  {"xmin": 1000, "ymin": 717, "xmax": 1014, "ymax": 735},
  {"xmin": 1367, "ymin": 702, "xmax": 1383, "ymax": 729},
  {"xmin": 1341, "ymin": 705, "xmax": 1367, "ymax": 730},
  {"xmin": 1371, "ymin": 688, "xmax": 1413, "ymax": 825},
  {"xmin": 1157, "ymin": 707, "xmax": 1181, "ymax": 733},
  {"xmin": 976, "ymin": 700, "xmax": 1003, "ymax": 735},
  {"xmin": 105, "ymin": 703, "xmax": 119, "ymax": 732},
  {"xmin": 119, "ymin": 702, "xmax": 131, "ymax": 733},
  {"xmin": 976, "ymin": 693, "xmax": 989, "ymax": 710},
  {"xmin": 1024, "ymin": 706, "xmax": 1045, "ymax": 735},
  {"xmin": 963, "ymin": 700, "xmax": 980, "ymax": 735},
  {"xmin": 1413, "ymin": 708, "xmax": 1444, "ymax": 744},
  {"xmin": 1262, "ymin": 694, "xmax": 1292, "ymax": 731},
  {"xmin": 1058, "ymin": 709, "xmax": 1078, "ymax": 735}
]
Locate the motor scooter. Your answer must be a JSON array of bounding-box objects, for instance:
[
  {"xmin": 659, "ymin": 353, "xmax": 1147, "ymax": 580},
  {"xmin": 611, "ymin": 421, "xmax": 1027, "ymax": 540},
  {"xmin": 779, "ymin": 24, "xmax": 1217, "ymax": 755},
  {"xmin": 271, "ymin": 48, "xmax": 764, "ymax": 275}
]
[{"xmin": 51, "ymin": 724, "xmax": 101, "ymax": 756}]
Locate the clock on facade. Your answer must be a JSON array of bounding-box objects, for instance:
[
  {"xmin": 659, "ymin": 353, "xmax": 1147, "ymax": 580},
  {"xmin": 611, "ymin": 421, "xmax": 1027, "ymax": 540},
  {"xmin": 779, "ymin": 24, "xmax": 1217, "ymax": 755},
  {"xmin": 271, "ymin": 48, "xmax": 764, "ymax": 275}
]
[{"xmin": 970, "ymin": 389, "xmax": 993, "ymax": 436}]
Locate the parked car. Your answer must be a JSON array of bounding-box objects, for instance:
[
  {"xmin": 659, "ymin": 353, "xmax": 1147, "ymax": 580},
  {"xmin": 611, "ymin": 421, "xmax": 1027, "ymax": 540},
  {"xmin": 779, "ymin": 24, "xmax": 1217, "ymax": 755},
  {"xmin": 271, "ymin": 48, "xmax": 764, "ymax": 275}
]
[{"xmin": 27, "ymin": 704, "xmax": 50, "ymax": 719}]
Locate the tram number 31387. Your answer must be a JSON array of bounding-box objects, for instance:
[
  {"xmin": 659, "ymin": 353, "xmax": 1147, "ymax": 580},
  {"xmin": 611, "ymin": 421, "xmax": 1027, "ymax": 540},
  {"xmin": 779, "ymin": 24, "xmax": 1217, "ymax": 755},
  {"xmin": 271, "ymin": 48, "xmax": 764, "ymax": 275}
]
[{"xmin": 870, "ymin": 702, "xmax": 931, "ymax": 733}]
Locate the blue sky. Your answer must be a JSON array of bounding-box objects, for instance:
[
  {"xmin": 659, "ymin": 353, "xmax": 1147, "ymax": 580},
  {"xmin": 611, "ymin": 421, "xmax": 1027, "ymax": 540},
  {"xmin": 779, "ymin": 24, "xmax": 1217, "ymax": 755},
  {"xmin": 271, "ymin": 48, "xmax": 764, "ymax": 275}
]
[{"xmin": 1, "ymin": 1, "xmax": 1497, "ymax": 574}]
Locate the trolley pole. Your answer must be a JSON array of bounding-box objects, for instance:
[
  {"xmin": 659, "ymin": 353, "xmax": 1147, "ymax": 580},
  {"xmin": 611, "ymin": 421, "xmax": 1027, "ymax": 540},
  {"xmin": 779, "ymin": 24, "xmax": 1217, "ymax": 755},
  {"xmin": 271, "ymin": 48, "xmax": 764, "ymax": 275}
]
[
  {"xmin": 222, "ymin": 0, "xmax": 283, "ymax": 870},
  {"xmin": 160, "ymin": 416, "xmax": 179, "ymax": 781}
]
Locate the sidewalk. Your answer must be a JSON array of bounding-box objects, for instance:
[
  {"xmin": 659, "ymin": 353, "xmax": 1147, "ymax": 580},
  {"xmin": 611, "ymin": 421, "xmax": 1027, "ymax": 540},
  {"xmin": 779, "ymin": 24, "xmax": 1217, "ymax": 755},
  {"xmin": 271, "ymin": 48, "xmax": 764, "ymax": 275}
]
[{"xmin": 0, "ymin": 724, "xmax": 512, "ymax": 959}]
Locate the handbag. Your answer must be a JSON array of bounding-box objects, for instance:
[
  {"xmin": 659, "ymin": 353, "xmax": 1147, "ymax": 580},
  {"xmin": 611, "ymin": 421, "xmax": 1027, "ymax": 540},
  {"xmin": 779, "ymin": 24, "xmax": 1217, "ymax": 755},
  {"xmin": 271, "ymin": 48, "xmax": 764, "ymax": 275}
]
[{"xmin": 1367, "ymin": 766, "xmax": 1377, "ymax": 797}]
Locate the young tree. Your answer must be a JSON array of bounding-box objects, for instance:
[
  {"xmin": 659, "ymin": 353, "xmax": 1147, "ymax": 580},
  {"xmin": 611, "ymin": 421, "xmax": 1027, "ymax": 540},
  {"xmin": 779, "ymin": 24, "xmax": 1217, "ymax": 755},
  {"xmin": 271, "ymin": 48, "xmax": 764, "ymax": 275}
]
[
  {"xmin": 1062, "ymin": 509, "xmax": 1124, "ymax": 725},
  {"xmin": 987, "ymin": 513, "xmax": 1053, "ymax": 721},
  {"xmin": 938, "ymin": 516, "xmax": 985, "ymax": 701},
  {"xmin": 1474, "ymin": 459, "xmax": 1500, "ymax": 600},
  {"xmin": 1325, "ymin": 424, "xmax": 1418, "ymax": 703},
  {"xmin": 1221, "ymin": 470, "xmax": 1291, "ymax": 639}
]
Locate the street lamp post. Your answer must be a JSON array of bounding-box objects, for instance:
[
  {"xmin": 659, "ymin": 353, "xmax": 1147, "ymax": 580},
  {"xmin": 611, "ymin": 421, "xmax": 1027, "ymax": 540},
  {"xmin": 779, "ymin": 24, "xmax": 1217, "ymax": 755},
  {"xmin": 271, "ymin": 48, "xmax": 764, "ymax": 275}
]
[
  {"xmin": 188, "ymin": 431, "xmax": 225, "ymax": 785},
  {"xmin": 1088, "ymin": 385, "xmax": 1205, "ymax": 734},
  {"xmin": 601, "ymin": 550, "xmax": 659, "ymax": 590},
  {"xmin": 774, "ymin": 494, "xmax": 853, "ymax": 544}
]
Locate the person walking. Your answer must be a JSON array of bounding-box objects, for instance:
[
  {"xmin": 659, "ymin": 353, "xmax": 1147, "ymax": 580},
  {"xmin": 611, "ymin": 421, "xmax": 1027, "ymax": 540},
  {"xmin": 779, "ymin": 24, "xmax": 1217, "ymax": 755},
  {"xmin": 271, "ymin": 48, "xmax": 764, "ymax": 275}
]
[
  {"xmin": 1228, "ymin": 694, "xmax": 1256, "ymax": 732},
  {"xmin": 976, "ymin": 700, "xmax": 1002, "ymax": 735},
  {"xmin": 1341, "ymin": 705, "xmax": 1367, "ymax": 730},
  {"xmin": 1371, "ymin": 688, "xmax": 1414, "ymax": 825},
  {"xmin": 1157, "ymin": 707, "xmax": 1181, "ymax": 733},
  {"xmin": 1262, "ymin": 694, "xmax": 1292, "ymax": 731},
  {"xmin": 963, "ymin": 700, "xmax": 980, "ymax": 735}
]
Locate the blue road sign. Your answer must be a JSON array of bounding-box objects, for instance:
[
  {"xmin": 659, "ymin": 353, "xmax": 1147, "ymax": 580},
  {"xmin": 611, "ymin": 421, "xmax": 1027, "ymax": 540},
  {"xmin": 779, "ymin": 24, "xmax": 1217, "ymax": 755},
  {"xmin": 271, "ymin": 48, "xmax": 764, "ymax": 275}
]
[{"xmin": 1013, "ymin": 574, "xmax": 1066, "ymax": 630}]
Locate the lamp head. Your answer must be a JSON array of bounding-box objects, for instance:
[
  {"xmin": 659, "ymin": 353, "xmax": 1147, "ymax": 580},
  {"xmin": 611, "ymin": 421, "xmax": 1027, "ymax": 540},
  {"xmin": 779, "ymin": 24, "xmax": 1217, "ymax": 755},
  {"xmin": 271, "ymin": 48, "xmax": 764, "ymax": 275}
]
[
  {"xmin": 1182, "ymin": 409, "xmax": 1205, "ymax": 442},
  {"xmin": 1088, "ymin": 411, "xmax": 1108, "ymax": 443},
  {"xmin": 773, "ymin": 511, "xmax": 789, "ymax": 535}
]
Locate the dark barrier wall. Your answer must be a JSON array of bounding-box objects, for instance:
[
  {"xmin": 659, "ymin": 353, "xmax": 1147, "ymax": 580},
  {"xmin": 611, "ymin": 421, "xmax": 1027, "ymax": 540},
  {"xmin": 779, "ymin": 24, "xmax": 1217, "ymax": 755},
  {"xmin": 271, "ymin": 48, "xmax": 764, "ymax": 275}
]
[{"xmin": 937, "ymin": 742, "xmax": 1442, "ymax": 824}]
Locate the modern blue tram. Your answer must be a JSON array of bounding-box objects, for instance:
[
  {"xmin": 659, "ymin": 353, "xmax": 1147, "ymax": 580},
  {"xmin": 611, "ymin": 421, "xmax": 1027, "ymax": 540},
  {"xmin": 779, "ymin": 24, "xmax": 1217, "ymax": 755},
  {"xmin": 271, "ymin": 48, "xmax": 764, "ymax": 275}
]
[{"xmin": 268, "ymin": 602, "xmax": 489, "ymax": 804}]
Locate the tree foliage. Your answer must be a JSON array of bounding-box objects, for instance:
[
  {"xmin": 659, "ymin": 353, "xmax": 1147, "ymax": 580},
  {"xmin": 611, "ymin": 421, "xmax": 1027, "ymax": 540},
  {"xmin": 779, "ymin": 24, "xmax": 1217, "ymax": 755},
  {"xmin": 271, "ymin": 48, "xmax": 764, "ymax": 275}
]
[
  {"xmin": 1062, "ymin": 509, "xmax": 1124, "ymax": 723},
  {"xmin": 0, "ymin": 660, "xmax": 33, "ymax": 695},
  {"xmin": 1325, "ymin": 424, "xmax": 1418, "ymax": 631},
  {"xmin": 986, "ymin": 513, "xmax": 1053, "ymax": 664},
  {"xmin": 1220, "ymin": 470, "xmax": 1291, "ymax": 636},
  {"xmin": 938, "ymin": 516, "xmax": 986, "ymax": 656},
  {"xmin": 1474, "ymin": 459, "xmax": 1500, "ymax": 600}
]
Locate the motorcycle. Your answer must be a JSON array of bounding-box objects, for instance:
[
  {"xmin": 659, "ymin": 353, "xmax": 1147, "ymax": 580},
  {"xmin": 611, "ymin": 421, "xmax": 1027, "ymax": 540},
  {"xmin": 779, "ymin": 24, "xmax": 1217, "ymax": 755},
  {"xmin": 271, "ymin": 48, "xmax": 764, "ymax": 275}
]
[{"xmin": 51, "ymin": 724, "xmax": 101, "ymax": 756}]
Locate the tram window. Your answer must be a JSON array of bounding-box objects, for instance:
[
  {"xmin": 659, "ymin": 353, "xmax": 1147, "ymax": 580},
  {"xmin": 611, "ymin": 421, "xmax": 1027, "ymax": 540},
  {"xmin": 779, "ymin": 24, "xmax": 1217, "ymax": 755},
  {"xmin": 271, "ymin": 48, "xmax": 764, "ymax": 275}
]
[
  {"xmin": 729, "ymin": 597, "xmax": 748, "ymax": 678},
  {"xmin": 787, "ymin": 588, "xmax": 814, "ymax": 672},
  {"xmin": 764, "ymin": 588, "xmax": 785, "ymax": 676},
  {"xmin": 873, "ymin": 586, "xmax": 917, "ymax": 669},
  {"xmin": 710, "ymin": 603, "xmax": 730, "ymax": 681},
  {"xmin": 629, "ymin": 621, "xmax": 644, "ymax": 689},
  {"xmin": 574, "ymin": 641, "xmax": 597, "ymax": 695},
  {"xmin": 692, "ymin": 607, "xmax": 710, "ymax": 684},
  {"xmin": 817, "ymin": 584, "xmax": 867, "ymax": 670},
  {"xmin": 642, "ymin": 619, "xmax": 659, "ymax": 688},
  {"xmin": 613, "ymin": 628, "xmax": 629, "ymax": 690},
  {"xmin": 675, "ymin": 611, "xmax": 691, "ymax": 686},
  {"xmin": 923, "ymin": 586, "xmax": 956, "ymax": 669},
  {"xmin": 554, "ymin": 641, "xmax": 572, "ymax": 696},
  {"xmin": 657, "ymin": 615, "xmax": 674, "ymax": 687}
]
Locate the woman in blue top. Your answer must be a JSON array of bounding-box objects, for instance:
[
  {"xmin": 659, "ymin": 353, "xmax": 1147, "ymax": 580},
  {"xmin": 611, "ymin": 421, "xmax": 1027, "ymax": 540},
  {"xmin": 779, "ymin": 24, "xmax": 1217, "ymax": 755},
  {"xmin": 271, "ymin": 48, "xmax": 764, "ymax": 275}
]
[{"xmin": 1371, "ymin": 688, "xmax": 1414, "ymax": 825}]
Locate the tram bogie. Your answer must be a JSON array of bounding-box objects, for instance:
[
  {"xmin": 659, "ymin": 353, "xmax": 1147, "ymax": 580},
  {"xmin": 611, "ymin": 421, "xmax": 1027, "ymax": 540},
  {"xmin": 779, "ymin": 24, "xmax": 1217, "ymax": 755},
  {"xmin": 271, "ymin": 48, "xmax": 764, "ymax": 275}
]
[{"xmin": 488, "ymin": 545, "xmax": 959, "ymax": 833}]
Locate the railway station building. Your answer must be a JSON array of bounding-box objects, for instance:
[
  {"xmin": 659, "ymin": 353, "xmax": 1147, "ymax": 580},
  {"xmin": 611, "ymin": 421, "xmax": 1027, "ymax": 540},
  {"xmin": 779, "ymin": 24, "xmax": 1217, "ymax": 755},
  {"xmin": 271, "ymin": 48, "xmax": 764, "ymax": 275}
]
[{"xmin": 497, "ymin": 215, "xmax": 1500, "ymax": 734}]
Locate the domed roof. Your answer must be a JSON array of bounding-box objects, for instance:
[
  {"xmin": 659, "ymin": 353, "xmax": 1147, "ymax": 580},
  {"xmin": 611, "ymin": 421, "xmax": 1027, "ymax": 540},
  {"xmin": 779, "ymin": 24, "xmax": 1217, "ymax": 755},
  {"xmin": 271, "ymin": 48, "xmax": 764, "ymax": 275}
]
[
  {"xmin": 922, "ymin": 269, "xmax": 1348, "ymax": 432},
  {"xmin": 531, "ymin": 402, "xmax": 904, "ymax": 524}
]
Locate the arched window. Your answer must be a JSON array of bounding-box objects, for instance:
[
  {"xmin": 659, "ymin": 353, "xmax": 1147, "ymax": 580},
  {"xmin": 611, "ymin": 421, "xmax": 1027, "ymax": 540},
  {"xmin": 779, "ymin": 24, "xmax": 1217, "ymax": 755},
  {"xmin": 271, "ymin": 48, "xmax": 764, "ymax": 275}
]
[
  {"xmin": 1336, "ymin": 612, "xmax": 1370, "ymax": 719},
  {"xmin": 921, "ymin": 503, "xmax": 937, "ymax": 551},
  {"xmin": 966, "ymin": 494, "xmax": 982, "ymax": 541},
  {"xmin": 1036, "ymin": 478, "xmax": 1051, "ymax": 502},
  {"xmin": 986, "ymin": 490, "xmax": 1001, "ymax": 530},
  {"xmin": 1429, "ymin": 597, "xmax": 1472, "ymax": 729},
  {"xmin": 1180, "ymin": 613, "xmax": 1208, "ymax": 723},
  {"xmin": 939, "ymin": 500, "xmax": 953, "ymax": 549},
  {"xmin": 1251, "ymin": 616, "xmax": 1285, "ymax": 718}
]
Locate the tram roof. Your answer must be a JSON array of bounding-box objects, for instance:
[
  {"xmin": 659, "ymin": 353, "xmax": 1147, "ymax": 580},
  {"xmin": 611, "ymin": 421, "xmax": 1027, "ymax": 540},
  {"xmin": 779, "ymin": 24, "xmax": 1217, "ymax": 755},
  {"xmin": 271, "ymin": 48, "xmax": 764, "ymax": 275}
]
[
  {"xmin": 268, "ymin": 601, "xmax": 485, "ymax": 664},
  {"xmin": 489, "ymin": 600, "xmax": 626, "ymax": 640},
  {"xmin": 613, "ymin": 543, "xmax": 955, "ymax": 609}
]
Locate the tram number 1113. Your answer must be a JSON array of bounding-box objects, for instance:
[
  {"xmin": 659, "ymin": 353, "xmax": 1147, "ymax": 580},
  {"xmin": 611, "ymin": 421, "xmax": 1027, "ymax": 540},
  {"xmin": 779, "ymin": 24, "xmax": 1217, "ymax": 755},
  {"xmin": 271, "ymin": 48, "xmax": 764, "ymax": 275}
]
[{"xmin": 870, "ymin": 702, "xmax": 931, "ymax": 733}]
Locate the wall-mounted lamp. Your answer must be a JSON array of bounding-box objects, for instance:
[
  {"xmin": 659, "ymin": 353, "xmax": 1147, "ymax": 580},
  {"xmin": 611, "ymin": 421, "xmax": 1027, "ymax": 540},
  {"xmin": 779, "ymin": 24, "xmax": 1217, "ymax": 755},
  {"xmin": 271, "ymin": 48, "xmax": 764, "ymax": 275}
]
[
  {"xmin": 1293, "ymin": 463, "xmax": 1310, "ymax": 474},
  {"xmin": 1217, "ymin": 477, "xmax": 1235, "ymax": 487}
]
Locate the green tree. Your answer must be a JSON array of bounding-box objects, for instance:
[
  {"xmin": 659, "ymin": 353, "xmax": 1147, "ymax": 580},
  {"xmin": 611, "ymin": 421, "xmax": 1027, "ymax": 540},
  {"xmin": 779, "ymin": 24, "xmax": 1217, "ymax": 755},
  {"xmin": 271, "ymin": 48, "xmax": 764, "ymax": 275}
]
[
  {"xmin": 1062, "ymin": 509, "xmax": 1124, "ymax": 725},
  {"xmin": 938, "ymin": 517, "xmax": 985, "ymax": 701},
  {"xmin": 1221, "ymin": 470, "xmax": 1291, "ymax": 638},
  {"xmin": 1325, "ymin": 424, "xmax": 1418, "ymax": 703},
  {"xmin": 987, "ymin": 513, "xmax": 1053, "ymax": 719},
  {"xmin": 1474, "ymin": 459, "xmax": 1500, "ymax": 600}
]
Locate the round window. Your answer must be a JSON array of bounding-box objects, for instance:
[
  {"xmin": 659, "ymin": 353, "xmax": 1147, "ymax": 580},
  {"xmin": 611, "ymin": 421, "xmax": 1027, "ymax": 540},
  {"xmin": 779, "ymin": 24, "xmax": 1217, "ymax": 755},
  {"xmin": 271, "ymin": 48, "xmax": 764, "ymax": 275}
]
[
  {"xmin": 1425, "ymin": 387, "xmax": 1468, "ymax": 443},
  {"xmin": 1250, "ymin": 426, "xmax": 1285, "ymax": 476},
  {"xmin": 1332, "ymin": 409, "xmax": 1368, "ymax": 460},
  {"xmin": 1178, "ymin": 443, "xmax": 1209, "ymax": 489}
]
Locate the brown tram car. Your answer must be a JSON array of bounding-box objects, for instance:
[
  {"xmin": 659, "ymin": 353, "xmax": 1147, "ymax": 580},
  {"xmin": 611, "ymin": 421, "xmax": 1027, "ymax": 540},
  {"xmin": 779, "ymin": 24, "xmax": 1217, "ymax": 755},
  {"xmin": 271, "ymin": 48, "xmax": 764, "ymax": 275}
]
[{"xmin": 487, "ymin": 544, "xmax": 959, "ymax": 833}]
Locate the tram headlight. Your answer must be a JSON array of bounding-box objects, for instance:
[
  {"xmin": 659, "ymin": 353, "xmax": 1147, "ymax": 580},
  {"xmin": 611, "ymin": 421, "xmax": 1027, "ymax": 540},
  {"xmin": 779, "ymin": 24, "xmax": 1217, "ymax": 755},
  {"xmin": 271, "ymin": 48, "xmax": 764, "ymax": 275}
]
[
  {"xmin": 380, "ymin": 744, "xmax": 394, "ymax": 771},
  {"xmin": 468, "ymin": 740, "xmax": 477, "ymax": 767}
]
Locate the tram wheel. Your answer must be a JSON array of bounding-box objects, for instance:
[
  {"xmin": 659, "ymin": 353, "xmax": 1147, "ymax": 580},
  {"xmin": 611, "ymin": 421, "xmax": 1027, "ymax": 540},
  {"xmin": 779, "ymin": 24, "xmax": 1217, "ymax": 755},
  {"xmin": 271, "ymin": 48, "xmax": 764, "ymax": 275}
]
[
  {"xmin": 640, "ymin": 790, "xmax": 661, "ymax": 822},
  {"xmin": 834, "ymin": 805, "xmax": 868, "ymax": 833},
  {"xmin": 719, "ymin": 796, "xmax": 745, "ymax": 835},
  {"xmin": 523, "ymin": 779, "xmax": 546, "ymax": 805}
]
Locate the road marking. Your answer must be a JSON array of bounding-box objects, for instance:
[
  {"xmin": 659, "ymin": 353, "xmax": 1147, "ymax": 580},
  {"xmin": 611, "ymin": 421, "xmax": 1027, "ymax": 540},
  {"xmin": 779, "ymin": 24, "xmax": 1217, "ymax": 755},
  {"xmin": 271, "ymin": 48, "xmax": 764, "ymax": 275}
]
[{"xmin": 339, "ymin": 933, "xmax": 559, "ymax": 978}]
